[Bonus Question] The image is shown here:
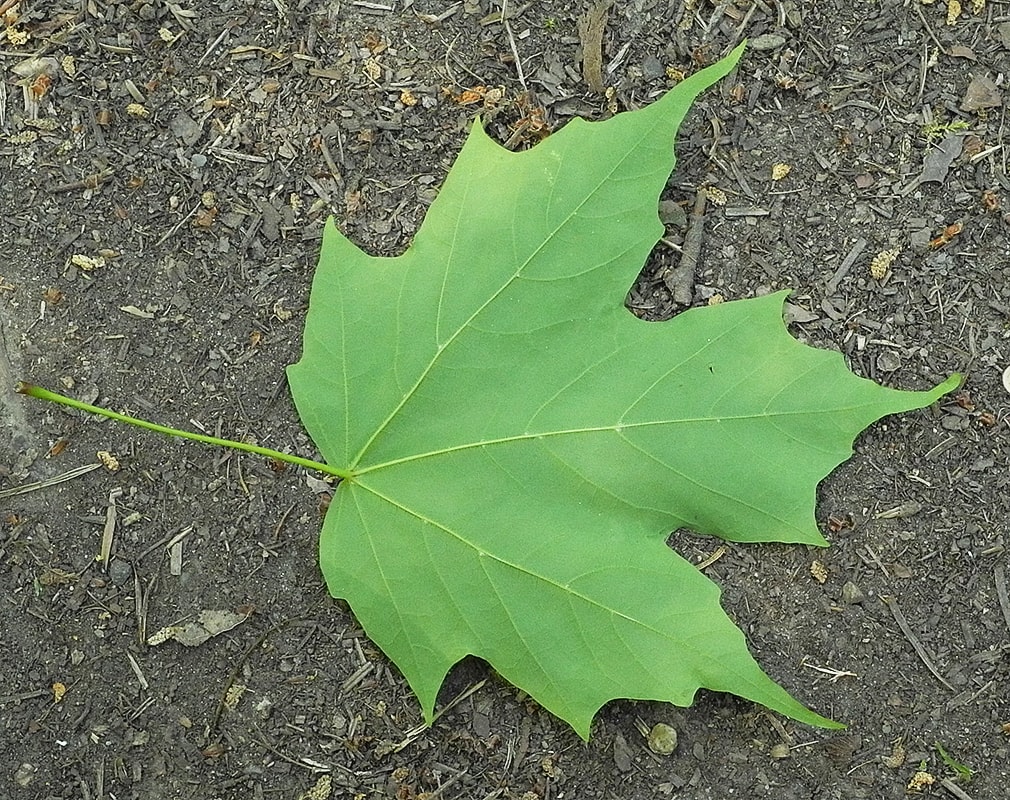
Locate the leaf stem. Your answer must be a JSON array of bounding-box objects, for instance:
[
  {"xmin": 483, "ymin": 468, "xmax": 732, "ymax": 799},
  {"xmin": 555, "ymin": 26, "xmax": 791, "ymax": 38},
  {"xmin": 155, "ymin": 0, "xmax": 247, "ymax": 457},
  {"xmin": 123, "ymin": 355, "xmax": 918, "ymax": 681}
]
[{"xmin": 15, "ymin": 382, "xmax": 349, "ymax": 479}]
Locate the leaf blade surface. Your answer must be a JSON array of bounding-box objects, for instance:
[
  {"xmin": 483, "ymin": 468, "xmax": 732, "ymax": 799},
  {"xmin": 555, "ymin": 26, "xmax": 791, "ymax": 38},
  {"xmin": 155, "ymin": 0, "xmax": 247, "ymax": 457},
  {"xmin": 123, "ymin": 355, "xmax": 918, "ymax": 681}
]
[{"xmin": 288, "ymin": 44, "xmax": 956, "ymax": 735}]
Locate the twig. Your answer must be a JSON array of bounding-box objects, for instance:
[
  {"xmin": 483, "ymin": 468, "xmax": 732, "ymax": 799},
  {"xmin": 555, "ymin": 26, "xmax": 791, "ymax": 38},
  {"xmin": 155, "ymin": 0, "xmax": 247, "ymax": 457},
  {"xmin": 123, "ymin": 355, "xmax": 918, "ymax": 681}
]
[
  {"xmin": 135, "ymin": 525, "xmax": 193, "ymax": 563},
  {"xmin": 663, "ymin": 188, "xmax": 707, "ymax": 308},
  {"xmin": 99, "ymin": 487, "xmax": 122, "ymax": 567},
  {"xmin": 210, "ymin": 618, "xmax": 302, "ymax": 731},
  {"xmin": 914, "ymin": 2, "xmax": 949, "ymax": 56},
  {"xmin": 386, "ymin": 678, "xmax": 488, "ymax": 754},
  {"xmin": 47, "ymin": 167, "xmax": 115, "ymax": 193},
  {"xmin": 994, "ymin": 564, "xmax": 1010, "ymax": 635},
  {"xmin": 500, "ymin": 1, "xmax": 527, "ymax": 91},
  {"xmin": 696, "ymin": 545, "xmax": 726, "ymax": 570},
  {"xmin": 882, "ymin": 595, "xmax": 954, "ymax": 691},
  {"xmin": 939, "ymin": 778, "xmax": 974, "ymax": 800},
  {"xmin": 824, "ymin": 237, "xmax": 867, "ymax": 296},
  {"xmin": 154, "ymin": 202, "xmax": 201, "ymax": 248}
]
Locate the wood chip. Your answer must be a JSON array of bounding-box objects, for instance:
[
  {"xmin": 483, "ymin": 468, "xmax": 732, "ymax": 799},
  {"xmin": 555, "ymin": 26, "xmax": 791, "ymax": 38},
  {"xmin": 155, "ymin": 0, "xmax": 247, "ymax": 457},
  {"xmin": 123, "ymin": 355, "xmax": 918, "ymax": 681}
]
[{"xmin": 578, "ymin": 2, "xmax": 611, "ymax": 94}]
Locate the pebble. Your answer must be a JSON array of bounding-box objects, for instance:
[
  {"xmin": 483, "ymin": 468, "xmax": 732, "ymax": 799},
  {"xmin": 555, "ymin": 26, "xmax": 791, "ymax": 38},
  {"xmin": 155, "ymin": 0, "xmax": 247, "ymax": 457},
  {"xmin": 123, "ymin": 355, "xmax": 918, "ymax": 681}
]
[
  {"xmin": 648, "ymin": 723, "xmax": 678, "ymax": 755},
  {"xmin": 841, "ymin": 581, "xmax": 865, "ymax": 604},
  {"xmin": 108, "ymin": 558, "xmax": 133, "ymax": 586},
  {"xmin": 749, "ymin": 33, "xmax": 787, "ymax": 51}
]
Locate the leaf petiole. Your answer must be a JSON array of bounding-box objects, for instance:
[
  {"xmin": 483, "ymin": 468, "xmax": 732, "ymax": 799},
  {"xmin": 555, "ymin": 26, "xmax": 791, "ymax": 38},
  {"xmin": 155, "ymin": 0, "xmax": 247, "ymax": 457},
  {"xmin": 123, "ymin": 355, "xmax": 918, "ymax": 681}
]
[{"xmin": 14, "ymin": 382, "xmax": 350, "ymax": 480}]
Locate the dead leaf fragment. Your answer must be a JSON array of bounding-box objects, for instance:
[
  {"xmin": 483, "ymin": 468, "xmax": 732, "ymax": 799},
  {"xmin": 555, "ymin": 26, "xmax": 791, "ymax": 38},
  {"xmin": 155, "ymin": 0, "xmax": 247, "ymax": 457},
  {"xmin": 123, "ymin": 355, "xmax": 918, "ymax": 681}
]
[
  {"xmin": 704, "ymin": 186, "xmax": 728, "ymax": 206},
  {"xmin": 362, "ymin": 58, "xmax": 381, "ymax": 82},
  {"xmin": 948, "ymin": 44, "xmax": 976, "ymax": 60},
  {"xmin": 810, "ymin": 560, "xmax": 828, "ymax": 584},
  {"xmin": 929, "ymin": 221, "xmax": 963, "ymax": 249},
  {"xmin": 770, "ymin": 743, "xmax": 791, "ymax": 759},
  {"xmin": 961, "ymin": 74, "xmax": 1002, "ymax": 112},
  {"xmin": 11, "ymin": 56, "xmax": 58, "ymax": 80},
  {"xmin": 919, "ymin": 133, "xmax": 962, "ymax": 183},
  {"xmin": 874, "ymin": 501, "xmax": 922, "ymax": 519},
  {"xmin": 147, "ymin": 608, "xmax": 251, "ymax": 647}
]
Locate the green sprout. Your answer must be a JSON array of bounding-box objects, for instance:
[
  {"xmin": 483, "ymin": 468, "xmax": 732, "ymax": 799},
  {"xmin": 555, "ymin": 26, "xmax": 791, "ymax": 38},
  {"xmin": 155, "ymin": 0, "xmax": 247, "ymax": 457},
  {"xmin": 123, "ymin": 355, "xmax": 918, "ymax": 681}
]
[
  {"xmin": 920, "ymin": 118, "xmax": 970, "ymax": 142},
  {"xmin": 934, "ymin": 741, "xmax": 974, "ymax": 783}
]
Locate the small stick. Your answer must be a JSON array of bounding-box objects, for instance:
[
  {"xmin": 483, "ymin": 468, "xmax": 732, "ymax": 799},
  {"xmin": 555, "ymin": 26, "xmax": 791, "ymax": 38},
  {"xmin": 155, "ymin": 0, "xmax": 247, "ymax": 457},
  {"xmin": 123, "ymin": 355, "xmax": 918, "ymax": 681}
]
[
  {"xmin": 939, "ymin": 778, "xmax": 974, "ymax": 800},
  {"xmin": 882, "ymin": 595, "xmax": 954, "ymax": 691},
  {"xmin": 824, "ymin": 237, "xmax": 867, "ymax": 296},
  {"xmin": 500, "ymin": 0, "xmax": 527, "ymax": 91},
  {"xmin": 663, "ymin": 188, "xmax": 707, "ymax": 308},
  {"xmin": 99, "ymin": 487, "xmax": 122, "ymax": 567},
  {"xmin": 210, "ymin": 617, "xmax": 301, "ymax": 731},
  {"xmin": 48, "ymin": 168, "xmax": 115, "ymax": 194},
  {"xmin": 994, "ymin": 564, "xmax": 1010, "ymax": 635}
]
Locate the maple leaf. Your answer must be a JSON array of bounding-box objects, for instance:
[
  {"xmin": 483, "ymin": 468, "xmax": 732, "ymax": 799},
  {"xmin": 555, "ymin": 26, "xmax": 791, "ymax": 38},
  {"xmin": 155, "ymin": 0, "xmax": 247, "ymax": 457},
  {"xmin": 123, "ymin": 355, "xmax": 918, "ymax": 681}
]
[{"xmin": 287, "ymin": 44, "xmax": 957, "ymax": 737}]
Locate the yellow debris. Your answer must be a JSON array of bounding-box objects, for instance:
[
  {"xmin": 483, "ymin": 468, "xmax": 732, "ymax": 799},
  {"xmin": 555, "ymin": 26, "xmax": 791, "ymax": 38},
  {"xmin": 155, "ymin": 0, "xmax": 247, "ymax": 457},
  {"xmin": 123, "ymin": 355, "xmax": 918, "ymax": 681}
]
[{"xmin": 869, "ymin": 248, "xmax": 900, "ymax": 280}]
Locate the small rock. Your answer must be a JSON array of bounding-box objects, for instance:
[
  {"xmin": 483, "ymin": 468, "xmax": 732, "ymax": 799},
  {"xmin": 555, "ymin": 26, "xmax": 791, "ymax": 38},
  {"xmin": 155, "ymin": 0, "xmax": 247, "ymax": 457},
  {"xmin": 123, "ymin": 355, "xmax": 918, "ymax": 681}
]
[
  {"xmin": 613, "ymin": 731, "xmax": 633, "ymax": 771},
  {"xmin": 170, "ymin": 111, "xmax": 203, "ymax": 146},
  {"xmin": 998, "ymin": 21, "xmax": 1010, "ymax": 49},
  {"xmin": 961, "ymin": 74, "xmax": 1002, "ymax": 112},
  {"xmin": 876, "ymin": 351, "xmax": 902, "ymax": 373},
  {"xmin": 107, "ymin": 558, "xmax": 133, "ymax": 586},
  {"xmin": 648, "ymin": 723, "xmax": 678, "ymax": 755},
  {"xmin": 659, "ymin": 199, "xmax": 687, "ymax": 228},
  {"xmin": 15, "ymin": 763, "xmax": 36, "ymax": 788},
  {"xmin": 641, "ymin": 55, "xmax": 665, "ymax": 81},
  {"xmin": 749, "ymin": 33, "xmax": 787, "ymax": 51},
  {"xmin": 840, "ymin": 581, "xmax": 865, "ymax": 605},
  {"xmin": 769, "ymin": 743, "xmax": 791, "ymax": 759}
]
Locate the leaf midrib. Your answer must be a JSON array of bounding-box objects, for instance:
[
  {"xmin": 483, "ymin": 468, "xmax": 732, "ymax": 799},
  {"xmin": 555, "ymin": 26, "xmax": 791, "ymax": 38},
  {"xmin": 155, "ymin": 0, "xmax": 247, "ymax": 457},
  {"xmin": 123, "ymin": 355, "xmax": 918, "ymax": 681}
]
[{"xmin": 351, "ymin": 402, "xmax": 878, "ymax": 476}]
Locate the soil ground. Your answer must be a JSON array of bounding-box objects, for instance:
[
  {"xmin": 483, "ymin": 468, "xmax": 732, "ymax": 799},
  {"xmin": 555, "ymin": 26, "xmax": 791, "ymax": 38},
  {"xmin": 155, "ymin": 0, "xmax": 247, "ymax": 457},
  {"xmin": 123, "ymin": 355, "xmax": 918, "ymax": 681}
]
[{"xmin": 2, "ymin": 1, "xmax": 1010, "ymax": 798}]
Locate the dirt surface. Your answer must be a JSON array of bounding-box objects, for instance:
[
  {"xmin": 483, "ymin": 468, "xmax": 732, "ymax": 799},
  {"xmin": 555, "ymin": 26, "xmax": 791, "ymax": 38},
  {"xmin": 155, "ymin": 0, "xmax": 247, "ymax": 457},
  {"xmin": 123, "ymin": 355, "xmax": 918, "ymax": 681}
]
[{"xmin": 2, "ymin": 1, "xmax": 1010, "ymax": 798}]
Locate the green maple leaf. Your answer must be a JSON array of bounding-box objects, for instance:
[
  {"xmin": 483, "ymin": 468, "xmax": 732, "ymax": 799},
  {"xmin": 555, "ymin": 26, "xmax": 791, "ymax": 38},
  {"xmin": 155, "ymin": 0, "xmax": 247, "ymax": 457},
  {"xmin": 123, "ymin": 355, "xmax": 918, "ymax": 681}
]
[{"xmin": 286, "ymin": 44, "xmax": 956, "ymax": 737}]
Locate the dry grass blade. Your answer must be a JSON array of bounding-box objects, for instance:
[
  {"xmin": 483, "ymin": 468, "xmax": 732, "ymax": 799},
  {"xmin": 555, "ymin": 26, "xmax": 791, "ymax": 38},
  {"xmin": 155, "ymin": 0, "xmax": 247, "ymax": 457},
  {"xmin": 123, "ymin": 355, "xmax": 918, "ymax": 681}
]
[{"xmin": 0, "ymin": 462, "xmax": 103, "ymax": 499}]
